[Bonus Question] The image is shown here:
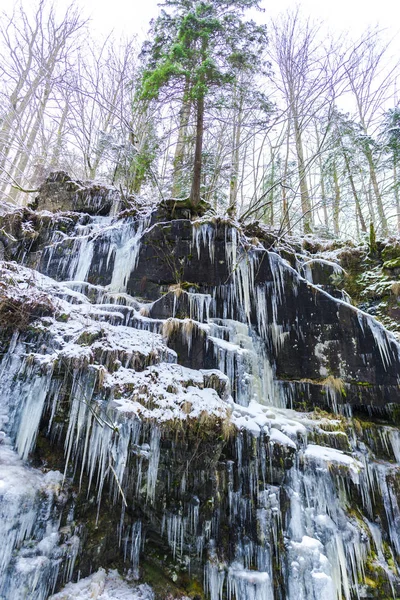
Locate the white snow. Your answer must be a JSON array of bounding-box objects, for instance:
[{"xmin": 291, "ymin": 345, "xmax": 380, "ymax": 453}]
[
  {"xmin": 49, "ymin": 569, "xmax": 154, "ymax": 600},
  {"xmin": 304, "ymin": 444, "xmax": 363, "ymax": 481},
  {"xmin": 110, "ymin": 363, "xmax": 230, "ymax": 423}
]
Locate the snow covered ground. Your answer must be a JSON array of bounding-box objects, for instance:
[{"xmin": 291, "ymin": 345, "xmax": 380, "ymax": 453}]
[{"xmin": 49, "ymin": 569, "xmax": 154, "ymax": 600}]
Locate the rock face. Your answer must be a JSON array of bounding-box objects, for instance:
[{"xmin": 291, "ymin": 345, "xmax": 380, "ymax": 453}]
[
  {"xmin": 33, "ymin": 171, "xmax": 128, "ymax": 216},
  {"xmin": 33, "ymin": 210, "xmax": 400, "ymax": 413},
  {"xmin": 1, "ymin": 179, "xmax": 400, "ymax": 600}
]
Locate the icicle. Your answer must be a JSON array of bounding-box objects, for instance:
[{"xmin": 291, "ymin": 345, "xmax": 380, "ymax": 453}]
[
  {"xmin": 108, "ymin": 217, "xmax": 150, "ymax": 293},
  {"xmin": 165, "ymin": 512, "xmax": 187, "ymax": 559},
  {"xmin": 146, "ymin": 426, "xmax": 161, "ymax": 503},
  {"xmin": 192, "ymin": 223, "xmax": 215, "ymax": 262},
  {"xmin": 0, "ymin": 348, "xmax": 55, "ymax": 462},
  {"xmin": 64, "ymin": 535, "xmax": 80, "ymax": 582},
  {"xmin": 73, "ymin": 236, "xmax": 94, "ymax": 282},
  {"xmin": 227, "ymin": 564, "xmax": 273, "ymax": 600},
  {"xmin": 205, "ymin": 559, "xmax": 226, "ymax": 600},
  {"xmin": 188, "ymin": 291, "xmax": 212, "ymax": 323},
  {"xmin": 389, "ymin": 428, "xmax": 400, "ymax": 462},
  {"xmin": 0, "ymin": 445, "xmax": 67, "ymax": 600},
  {"xmin": 129, "ymin": 521, "xmax": 142, "ymax": 578}
]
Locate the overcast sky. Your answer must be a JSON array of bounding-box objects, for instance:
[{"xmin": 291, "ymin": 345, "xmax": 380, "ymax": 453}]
[
  {"xmin": 2, "ymin": 0, "xmax": 398, "ymax": 42},
  {"xmin": 75, "ymin": 0, "xmax": 400, "ymax": 42},
  {"xmin": 1, "ymin": 0, "xmax": 399, "ymax": 61}
]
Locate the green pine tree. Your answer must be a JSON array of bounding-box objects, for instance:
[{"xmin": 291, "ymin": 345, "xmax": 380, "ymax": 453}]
[{"xmin": 138, "ymin": 0, "xmax": 269, "ymax": 209}]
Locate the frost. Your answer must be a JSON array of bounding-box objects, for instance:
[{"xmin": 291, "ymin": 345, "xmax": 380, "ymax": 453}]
[
  {"xmin": 49, "ymin": 569, "xmax": 154, "ymax": 600},
  {"xmin": 304, "ymin": 444, "xmax": 363, "ymax": 482}
]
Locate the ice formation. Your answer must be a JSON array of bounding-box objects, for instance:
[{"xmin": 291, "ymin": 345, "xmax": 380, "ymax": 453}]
[{"xmin": 1, "ymin": 202, "xmax": 400, "ymax": 600}]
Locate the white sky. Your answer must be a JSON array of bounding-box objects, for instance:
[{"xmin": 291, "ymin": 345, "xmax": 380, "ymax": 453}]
[
  {"xmin": 2, "ymin": 0, "xmax": 399, "ymax": 43},
  {"xmin": 77, "ymin": 0, "xmax": 400, "ymax": 43}
]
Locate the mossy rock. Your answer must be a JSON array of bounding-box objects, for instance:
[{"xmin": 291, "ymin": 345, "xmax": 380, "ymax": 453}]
[
  {"xmin": 383, "ymin": 257, "xmax": 400, "ymax": 270},
  {"xmin": 77, "ymin": 329, "xmax": 104, "ymax": 346},
  {"xmin": 382, "ymin": 240, "xmax": 400, "ymax": 263},
  {"xmin": 140, "ymin": 545, "xmax": 205, "ymax": 600},
  {"xmin": 337, "ymin": 246, "xmax": 367, "ymax": 272},
  {"xmin": 156, "ymin": 197, "xmax": 214, "ymax": 220}
]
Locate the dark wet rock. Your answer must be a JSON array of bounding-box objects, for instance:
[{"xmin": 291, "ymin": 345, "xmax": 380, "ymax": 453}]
[
  {"xmin": 300, "ymin": 258, "xmax": 346, "ymax": 299},
  {"xmin": 3, "ymin": 183, "xmax": 400, "ymax": 600},
  {"xmin": 16, "ymin": 210, "xmax": 400, "ymax": 414},
  {"xmin": 35, "ymin": 171, "xmax": 124, "ymax": 216},
  {"xmin": 153, "ymin": 197, "xmax": 214, "ymax": 221}
]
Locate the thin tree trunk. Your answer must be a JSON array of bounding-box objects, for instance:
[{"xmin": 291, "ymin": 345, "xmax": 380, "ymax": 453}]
[
  {"xmin": 281, "ymin": 123, "xmax": 291, "ymax": 233},
  {"xmin": 9, "ymin": 82, "xmax": 52, "ymax": 203},
  {"xmin": 172, "ymin": 79, "xmax": 191, "ymax": 198},
  {"xmin": 364, "ymin": 178, "xmax": 376, "ymax": 225},
  {"xmin": 341, "ymin": 148, "xmax": 366, "ymax": 233},
  {"xmin": 50, "ymin": 100, "xmax": 69, "ymax": 169},
  {"xmin": 190, "ymin": 92, "xmax": 205, "ymax": 207},
  {"xmin": 228, "ymin": 84, "xmax": 243, "ymax": 216},
  {"xmin": 364, "ymin": 147, "xmax": 388, "ymax": 235},
  {"xmin": 269, "ymin": 158, "xmax": 275, "ymax": 226},
  {"xmin": 315, "ymin": 125, "xmax": 328, "ymax": 229},
  {"xmin": 332, "ymin": 161, "xmax": 340, "ymax": 236},
  {"xmin": 293, "ymin": 114, "xmax": 312, "ymax": 233},
  {"xmin": 394, "ymin": 161, "xmax": 400, "ymax": 233}
]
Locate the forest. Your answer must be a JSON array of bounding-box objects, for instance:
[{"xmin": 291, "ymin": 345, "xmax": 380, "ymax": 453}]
[
  {"xmin": 0, "ymin": 0, "xmax": 399, "ymax": 240},
  {"xmin": 4, "ymin": 2, "xmax": 400, "ymax": 599}
]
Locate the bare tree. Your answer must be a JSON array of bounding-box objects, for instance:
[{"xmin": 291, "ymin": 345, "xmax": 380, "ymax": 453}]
[
  {"xmin": 269, "ymin": 8, "xmax": 345, "ymax": 233},
  {"xmin": 65, "ymin": 35, "xmax": 138, "ymax": 182},
  {"xmin": 344, "ymin": 28, "xmax": 399, "ymax": 235},
  {"xmin": 0, "ymin": 0, "xmax": 86, "ymax": 201}
]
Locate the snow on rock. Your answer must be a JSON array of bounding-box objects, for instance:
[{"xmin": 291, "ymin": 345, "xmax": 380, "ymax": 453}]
[
  {"xmin": 0, "ymin": 261, "xmax": 89, "ymax": 307},
  {"xmin": 109, "ymin": 363, "xmax": 231, "ymax": 423},
  {"xmin": 0, "ymin": 261, "xmax": 176, "ymax": 372},
  {"xmin": 230, "ymin": 399, "xmax": 326, "ymax": 448},
  {"xmin": 49, "ymin": 569, "xmax": 154, "ymax": 600},
  {"xmin": 304, "ymin": 444, "xmax": 363, "ymax": 482}
]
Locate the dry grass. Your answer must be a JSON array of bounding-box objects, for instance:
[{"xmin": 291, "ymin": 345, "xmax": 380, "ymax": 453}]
[
  {"xmin": 162, "ymin": 317, "xmax": 195, "ymax": 341},
  {"xmin": 168, "ymin": 283, "xmax": 184, "ymax": 298},
  {"xmin": 300, "ymin": 375, "xmax": 345, "ymax": 394},
  {"xmin": 321, "ymin": 375, "xmax": 345, "ymax": 393},
  {"xmin": 139, "ymin": 305, "xmax": 150, "ymax": 317},
  {"xmin": 162, "ymin": 318, "xmax": 179, "ymax": 340},
  {"xmin": 0, "ymin": 284, "xmax": 55, "ymax": 332}
]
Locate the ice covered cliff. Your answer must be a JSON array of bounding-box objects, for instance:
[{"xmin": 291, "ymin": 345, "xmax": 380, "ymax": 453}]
[{"xmin": 1, "ymin": 172, "xmax": 400, "ymax": 599}]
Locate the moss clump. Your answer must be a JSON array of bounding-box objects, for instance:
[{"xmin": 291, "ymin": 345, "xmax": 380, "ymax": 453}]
[
  {"xmin": 160, "ymin": 197, "xmax": 213, "ymax": 219},
  {"xmin": 77, "ymin": 329, "xmax": 104, "ymax": 346},
  {"xmin": 389, "ymin": 405, "xmax": 400, "ymax": 426},
  {"xmin": 383, "ymin": 257, "xmax": 400, "ymax": 270},
  {"xmin": 56, "ymin": 312, "xmax": 69, "ymax": 322},
  {"xmin": 369, "ymin": 222, "xmax": 378, "ymax": 257},
  {"xmin": 140, "ymin": 544, "xmax": 205, "ymax": 600},
  {"xmin": 382, "ymin": 240, "xmax": 400, "ymax": 263}
]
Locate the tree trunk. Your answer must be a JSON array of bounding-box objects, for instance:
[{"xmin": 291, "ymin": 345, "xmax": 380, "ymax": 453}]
[
  {"xmin": 228, "ymin": 84, "xmax": 244, "ymax": 216},
  {"xmin": 172, "ymin": 80, "xmax": 191, "ymax": 198},
  {"xmin": 394, "ymin": 161, "xmax": 400, "ymax": 233},
  {"xmin": 315, "ymin": 124, "xmax": 328, "ymax": 229},
  {"xmin": 342, "ymin": 150, "xmax": 366, "ymax": 233},
  {"xmin": 293, "ymin": 114, "xmax": 312, "ymax": 233},
  {"xmin": 364, "ymin": 147, "xmax": 388, "ymax": 235},
  {"xmin": 269, "ymin": 159, "xmax": 275, "ymax": 226},
  {"xmin": 190, "ymin": 92, "xmax": 205, "ymax": 207},
  {"xmin": 364, "ymin": 178, "xmax": 376, "ymax": 225},
  {"xmin": 281, "ymin": 123, "xmax": 291, "ymax": 233},
  {"xmin": 332, "ymin": 161, "xmax": 340, "ymax": 236},
  {"xmin": 8, "ymin": 82, "xmax": 52, "ymax": 203},
  {"xmin": 50, "ymin": 99, "xmax": 69, "ymax": 169}
]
